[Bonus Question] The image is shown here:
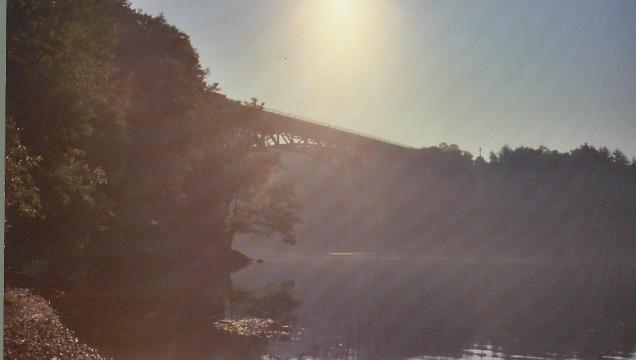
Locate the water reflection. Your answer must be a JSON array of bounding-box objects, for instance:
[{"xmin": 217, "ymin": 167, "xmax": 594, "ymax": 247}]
[
  {"xmin": 214, "ymin": 281, "xmax": 302, "ymax": 340},
  {"xmin": 232, "ymin": 257, "xmax": 636, "ymax": 360},
  {"xmin": 49, "ymin": 257, "xmax": 636, "ymax": 359},
  {"xmin": 50, "ymin": 270, "xmax": 298, "ymax": 359}
]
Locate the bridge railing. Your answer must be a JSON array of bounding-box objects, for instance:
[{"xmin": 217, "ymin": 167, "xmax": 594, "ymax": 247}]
[{"xmin": 262, "ymin": 106, "xmax": 414, "ymax": 150}]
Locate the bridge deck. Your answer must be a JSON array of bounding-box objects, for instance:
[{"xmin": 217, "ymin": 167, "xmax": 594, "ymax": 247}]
[{"xmin": 239, "ymin": 103, "xmax": 414, "ymax": 153}]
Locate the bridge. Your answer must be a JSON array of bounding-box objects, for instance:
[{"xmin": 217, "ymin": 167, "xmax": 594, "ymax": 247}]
[{"xmin": 224, "ymin": 97, "xmax": 415, "ymax": 157}]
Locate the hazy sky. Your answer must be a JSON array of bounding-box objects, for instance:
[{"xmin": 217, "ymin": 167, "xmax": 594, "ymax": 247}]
[{"xmin": 130, "ymin": 0, "xmax": 636, "ymax": 157}]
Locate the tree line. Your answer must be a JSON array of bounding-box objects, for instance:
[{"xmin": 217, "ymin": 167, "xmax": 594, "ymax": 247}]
[{"xmin": 330, "ymin": 142, "xmax": 636, "ymax": 261}]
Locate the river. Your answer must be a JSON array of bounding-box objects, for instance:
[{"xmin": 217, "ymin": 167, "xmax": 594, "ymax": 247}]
[{"xmin": 53, "ymin": 254, "xmax": 636, "ymax": 359}]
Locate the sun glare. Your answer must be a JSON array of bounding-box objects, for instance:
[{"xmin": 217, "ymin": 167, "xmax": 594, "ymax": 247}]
[
  {"xmin": 322, "ymin": 0, "xmax": 368, "ymax": 45},
  {"xmin": 330, "ymin": 0, "xmax": 357, "ymax": 19},
  {"xmin": 279, "ymin": 0, "xmax": 401, "ymax": 125},
  {"xmin": 289, "ymin": 0, "xmax": 395, "ymax": 77}
]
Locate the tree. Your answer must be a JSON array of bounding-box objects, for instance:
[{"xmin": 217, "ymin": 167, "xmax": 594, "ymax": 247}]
[
  {"xmin": 5, "ymin": 0, "xmax": 301, "ymax": 282},
  {"xmin": 6, "ymin": 0, "xmax": 129, "ymax": 265},
  {"xmin": 5, "ymin": 118, "xmax": 42, "ymax": 224}
]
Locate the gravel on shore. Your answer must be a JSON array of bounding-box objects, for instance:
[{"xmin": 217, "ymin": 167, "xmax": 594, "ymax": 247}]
[{"xmin": 4, "ymin": 287, "xmax": 109, "ymax": 360}]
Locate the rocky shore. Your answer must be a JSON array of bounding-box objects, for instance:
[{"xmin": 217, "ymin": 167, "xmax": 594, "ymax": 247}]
[{"xmin": 4, "ymin": 288, "xmax": 108, "ymax": 360}]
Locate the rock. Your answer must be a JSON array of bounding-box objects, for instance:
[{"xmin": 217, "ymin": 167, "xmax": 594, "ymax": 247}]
[{"xmin": 4, "ymin": 288, "xmax": 109, "ymax": 360}]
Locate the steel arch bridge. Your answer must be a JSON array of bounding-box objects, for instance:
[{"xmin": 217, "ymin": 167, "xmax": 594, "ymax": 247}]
[{"xmin": 232, "ymin": 102, "xmax": 414, "ymax": 160}]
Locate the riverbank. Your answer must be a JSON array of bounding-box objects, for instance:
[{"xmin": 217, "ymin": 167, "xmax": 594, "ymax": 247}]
[{"xmin": 3, "ymin": 287, "xmax": 108, "ymax": 360}]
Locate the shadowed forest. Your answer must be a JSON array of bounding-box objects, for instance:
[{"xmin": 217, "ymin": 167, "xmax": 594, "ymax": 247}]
[
  {"xmin": 6, "ymin": 0, "xmax": 300, "ymax": 288},
  {"xmin": 6, "ymin": 0, "xmax": 636, "ymax": 289},
  {"xmin": 249, "ymin": 143, "xmax": 636, "ymax": 263}
]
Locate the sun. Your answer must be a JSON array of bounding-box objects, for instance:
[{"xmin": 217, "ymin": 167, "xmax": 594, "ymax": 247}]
[
  {"xmin": 283, "ymin": 0, "xmax": 399, "ymax": 104},
  {"xmin": 331, "ymin": 0, "xmax": 356, "ymax": 16},
  {"xmin": 311, "ymin": 0, "xmax": 372, "ymax": 54}
]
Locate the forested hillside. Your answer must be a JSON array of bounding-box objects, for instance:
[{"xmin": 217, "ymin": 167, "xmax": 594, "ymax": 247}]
[
  {"xmin": 6, "ymin": 0, "xmax": 299, "ymax": 286},
  {"xmin": 238, "ymin": 144, "xmax": 636, "ymax": 262}
]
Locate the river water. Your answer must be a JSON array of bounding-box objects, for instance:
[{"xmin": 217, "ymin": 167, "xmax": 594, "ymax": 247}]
[{"xmin": 54, "ymin": 254, "xmax": 636, "ymax": 359}]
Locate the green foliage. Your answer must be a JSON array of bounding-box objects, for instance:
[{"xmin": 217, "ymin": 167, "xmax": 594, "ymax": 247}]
[
  {"xmin": 7, "ymin": 0, "xmax": 127, "ymax": 234},
  {"xmin": 6, "ymin": 0, "xmax": 300, "ymax": 282},
  {"xmin": 225, "ymin": 153, "xmax": 302, "ymax": 244},
  {"xmin": 243, "ymin": 97, "xmax": 266, "ymax": 110},
  {"xmin": 5, "ymin": 118, "xmax": 42, "ymax": 222}
]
